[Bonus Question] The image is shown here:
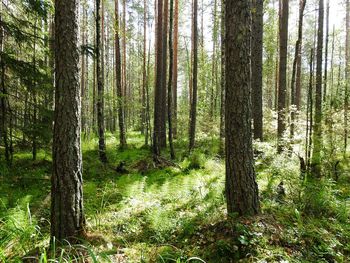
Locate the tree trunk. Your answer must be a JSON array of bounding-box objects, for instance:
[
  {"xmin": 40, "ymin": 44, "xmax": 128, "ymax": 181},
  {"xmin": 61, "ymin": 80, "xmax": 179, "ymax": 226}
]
[
  {"xmin": 160, "ymin": 0, "xmax": 169, "ymax": 148},
  {"xmin": 225, "ymin": 0, "xmax": 260, "ymax": 216},
  {"xmin": 290, "ymin": 0, "xmax": 306, "ymax": 138},
  {"xmin": 115, "ymin": 0, "xmax": 127, "ymax": 149},
  {"xmin": 96, "ymin": 0, "xmax": 107, "ymax": 163},
  {"xmin": 277, "ymin": 0, "xmax": 289, "ymax": 152},
  {"xmin": 153, "ymin": 0, "xmax": 164, "ymax": 156},
  {"xmin": 51, "ymin": 0, "xmax": 85, "ymax": 242},
  {"xmin": 167, "ymin": 0, "xmax": 175, "ymax": 159},
  {"xmin": 172, "ymin": 0, "xmax": 179, "ymax": 138},
  {"xmin": 251, "ymin": 0, "xmax": 264, "ymax": 141},
  {"xmin": 189, "ymin": 0, "xmax": 198, "ymax": 152},
  {"xmin": 311, "ymin": 0, "xmax": 324, "ymax": 177},
  {"xmin": 323, "ymin": 0, "xmax": 329, "ymax": 103},
  {"xmin": 219, "ymin": 0, "xmax": 225, "ymax": 156}
]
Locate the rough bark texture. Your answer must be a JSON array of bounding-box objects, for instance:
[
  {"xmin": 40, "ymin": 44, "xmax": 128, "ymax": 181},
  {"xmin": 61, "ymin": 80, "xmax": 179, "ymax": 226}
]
[
  {"xmin": 115, "ymin": 0, "xmax": 127, "ymax": 149},
  {"xmin": 153, "ymin": 0, "xmax": 164, "ymax": 156},
  {"xmin": 251, "ymin": 0, "xmax": 264, "ymax": 141},
  {"xmin": 51, "ymin": 0, "xmax": 85, "ymax": 242},
  {"xmin": 96, "ymin": 0, "xmax": 107, "ymax": 163},
  {"xmin": 311, "ymin": 0, "xmax": 324, "ymax": 177},
  {"xmin": 189, "ymin": 0, "xmax": 198, "ymax": 152},
  {"xmin": 225, "ymin": 0, "xmax": 260, "ymax": 216},
  {"xmin": 277, "ymin": 0, "xmax": 289, "ymax": 152}
]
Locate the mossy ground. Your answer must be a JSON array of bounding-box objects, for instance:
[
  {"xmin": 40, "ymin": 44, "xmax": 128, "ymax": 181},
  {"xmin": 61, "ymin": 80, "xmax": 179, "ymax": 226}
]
[{"xmin": 0, "ymin": 132, "xmax": 349, "ymax": 262}]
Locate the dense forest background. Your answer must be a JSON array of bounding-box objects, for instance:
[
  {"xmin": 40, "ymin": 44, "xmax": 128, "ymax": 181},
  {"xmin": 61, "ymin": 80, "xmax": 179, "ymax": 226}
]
[{"xmin": 1, "ymin": 0, "xmax": 350, "ymax": 262}]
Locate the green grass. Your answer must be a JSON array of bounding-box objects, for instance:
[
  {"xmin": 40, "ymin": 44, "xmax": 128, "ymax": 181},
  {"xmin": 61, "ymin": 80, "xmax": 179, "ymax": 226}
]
[{"xmin": 0, "ymin": 131, "xmax": 349, "ymax": 262}]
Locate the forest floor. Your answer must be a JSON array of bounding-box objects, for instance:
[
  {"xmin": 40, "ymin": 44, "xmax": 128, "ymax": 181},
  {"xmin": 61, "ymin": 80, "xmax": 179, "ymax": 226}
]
[{"xmin": 1, "ymin": 132, "xmax": 350, "ymax": 262}]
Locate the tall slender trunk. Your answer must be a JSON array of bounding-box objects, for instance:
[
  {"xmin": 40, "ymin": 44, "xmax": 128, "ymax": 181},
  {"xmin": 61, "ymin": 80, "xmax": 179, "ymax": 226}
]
[
  {"xmin": 167, "ymin": 0, "xmax": 175, "ymax": 159},
  {"xmin": 32, "ymin": 19, "xmax": 37, "ymax": 161},
  {"xmin": 219, "ymin": 0, "xmax": 225, "ymax": 155},
  {"xmin": 115, "ymin": 0, "xmax": 127, "ymax": 149},
  {"xmin": 305, "ymin": 49, "xmax": 314, "ymax": 169},
  {"xmin": 290, "ymin": 0, "xmax": 306, "ymax": 138},
  {"xmin": 210, "ymin": 0, "xmax": 218, "ymax": 120},
  {"xmin": 153, "ymin": 0, "xmax": 164, "ymax": 156},
  {"xmin": 96, "ymin": 0, "xmax": 108, "ymax": 163},
  {"xmin": 323, "ymin": 0, "xmax": 329, "ymax": 103},
  {"xmin": 311, "ymin": 0, "xmax": 324, "ymax": 177},
  {"xmin": 160, "ymin": 0, "xmax": 169, "ymax": 148},
  {"xmin": 277, "ymin": 0, "xmax": 289, "ymax": 152},
  {"xmin": 141, "ymin": 0, "xmax": 147, "ymax": 137},
  {"xmin": 172, "ymin": 0, "xmax": 179, "ymax": 138},
  {"xmin": 189, "ymin": 0, "xmax": 198, "ymax": 152},
  {"xmin": 251, "ymin": 0, "xmax": 264, "ymax": 141}
]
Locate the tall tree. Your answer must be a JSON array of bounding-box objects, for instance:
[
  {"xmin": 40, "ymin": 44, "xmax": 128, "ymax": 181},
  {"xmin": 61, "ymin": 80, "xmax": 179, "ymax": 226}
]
[
  {"xmin": 251, "ymin": 0, "xmax": 264, "ymax": 141},
  {"xmin": 277, "ymin": 0, "xmax": 289, "ymax": 152},
  {"xmin": 168, "ymin": 0, "xmax": 175, "ymax": 159},
  {"xmin": 290, "ymin": 0, "xmax": 306, "ymax": 138},
  {"xmin": 153, "ymin": 0, "xmax": 164, "ymax": 157},
  {"xmin": 160, "ymin": 0, "xmax": 169, "ymax": 148},
  {"xmin": 323, "ymin": 0, "xmax": 330, "ymax": 102},
  {"xmin": 96, "ymin": 0, "xmax": 108, "ymax": 163},
  {"xmin": 172, "ymin": 0, "xmax": 179, "ymax": 138},
  {"xmin": 219, "ymin": 0, "xmax": 225, "ymax": 155},
  {"xmin": 311, "ymin": 0, "xmax": 324, "ymax": 177},
  {"xmin": 189, "ymin": 0, "xmax": 198, "ymax": 152},
  {"xmin": 225, "ymin": 0, "xmax": 260, "ymax": 216},
  {"xmin": 115, "ymin": 0, "xmax": 127, "ymax": 149},
  {"xmin": 51, "ymin": 0, "xmax": 85, "ymax": 242}
]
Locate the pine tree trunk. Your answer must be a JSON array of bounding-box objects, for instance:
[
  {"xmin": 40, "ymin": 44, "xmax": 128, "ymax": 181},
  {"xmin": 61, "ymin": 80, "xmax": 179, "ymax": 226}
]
[
  {"xmin": 290, "ymin": 0, "xmax": 306, "ymax": 138},
  {"xmin": 172, "ymin": 0, "xmax": 178, "ymax": 138},
  {"xmin": 189, "ymin": 0, "xmax": 198, "ymax": 152},
  {"xmin": 96, "ymin": 0, "xmax": 107, "ymax": 163},
  {"xmin": 277, "ymin": 0, "xmax": 289, "ymax": 152},
  {"xmin": 225, "ymin": 0, "xmax": 260, "ymax": 216},
  {"xmin": 311, "ymin": 0, "xmax": 324, "ymax": 177},
  {"xmin": 153, "ymin": 0, "xmax": 164, "ymax": 156},
  {"xmin": 323, "ymin": 0, "xmax": 329, "ymax": 103},
  {"xmin": 160, "ymin": 0, "xmax": 169, "ymax": 148},
  {"xmin": 168, "ymin": 0, "xmax": 175, "ymax": 159},
  {"xmin": 251, "ymin": 0, "xmax": 264, "ymax": 141},
  {"xmin": 115, "ymin": 0, "xmax": 127, "ymax": 149},
  {"xmin": 51, "ymin": 0, "xmax": 85, "ymax": 242},
  {"xmin": 219, "ymin": 0, "xmax": 225, "ymax": 156}
]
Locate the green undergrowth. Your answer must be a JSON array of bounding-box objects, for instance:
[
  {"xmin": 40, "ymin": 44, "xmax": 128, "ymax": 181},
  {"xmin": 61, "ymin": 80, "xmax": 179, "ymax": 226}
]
[{"xmin": 0, "ymin": 132, "xmax": 349, "ymax": 262}]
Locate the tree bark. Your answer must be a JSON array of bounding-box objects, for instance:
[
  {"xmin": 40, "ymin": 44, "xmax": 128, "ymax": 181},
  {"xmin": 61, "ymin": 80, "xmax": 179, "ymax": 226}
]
[
  {"xmin": 251, "ymin": 0, "xmax": 264, "ymax": 141},
  {"xmin": 96, "ymin": 0, "xmax": 108, "ymax": 163},
  {"xmin": 311, "ymin": 0, "xmax": 324, "ymax": 177},
  {"xmin": 153, "ymin": 0, "xmax": 164, "ymax": 156},
  {"xmin": 51, "ymin": 0, "xmax": 85, "ymax": 242},
  {"xmin": 115, "ymin": 0, "xmax": 127, "ymax": 149},
  {"xmin": 225, "ymin": 0, "xmax": 260, "ymax": 216},
  {"xmin": 167, "ymin": 0, "xmax": 175, "ymax": 159},
  {"xmin": 277, "ymin": 0, "xmax": 289, "ymax": 152},
  {"xmin": 172, "ymin": 0, "xmax": 179, "ymax": 138},
  {"xmin": 189, "ymin": 0, "xmax": 198, "ymax": 152},
  {"xmin": 290, "ymin": 0, "xmax": 306, "ymax": 138}
]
